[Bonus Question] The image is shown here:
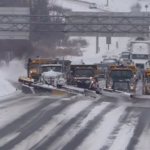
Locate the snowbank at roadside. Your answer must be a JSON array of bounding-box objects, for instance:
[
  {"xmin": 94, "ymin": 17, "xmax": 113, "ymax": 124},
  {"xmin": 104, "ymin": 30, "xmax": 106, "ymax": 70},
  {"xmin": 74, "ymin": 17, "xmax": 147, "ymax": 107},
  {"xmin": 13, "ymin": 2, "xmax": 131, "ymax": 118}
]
[{"xmin": 0, "ymin": 77, "xmax": 16, "ymax": 97}]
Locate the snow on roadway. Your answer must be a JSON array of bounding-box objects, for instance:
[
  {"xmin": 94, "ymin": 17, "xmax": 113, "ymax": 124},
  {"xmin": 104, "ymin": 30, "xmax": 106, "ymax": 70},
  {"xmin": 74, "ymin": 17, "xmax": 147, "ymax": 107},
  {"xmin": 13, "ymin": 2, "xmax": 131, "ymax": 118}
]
[
  {"xmin": 106, "ymin": 111, "xmax": 140, "ymax": 150},
  {"xmin": 135, "ymin": 124, "xmax": 150, "ymax": 150},
  {"xmin": 48, "ymin": 102, "xmax": 111, "ymax": 150},
  {"xmin": 0, "ymin": 96, "xmax": 41, "ymax": 129},
  {"xmin": 0, "ymin": 97, "xmax": 149, "ymax": 150},
  {"xmin": 76, "ymin": 106, "xmax": 126, "ymax": 150},
  {"xmin": 10, "ymin": 100, "xmax": 93, "ymax": 150}
]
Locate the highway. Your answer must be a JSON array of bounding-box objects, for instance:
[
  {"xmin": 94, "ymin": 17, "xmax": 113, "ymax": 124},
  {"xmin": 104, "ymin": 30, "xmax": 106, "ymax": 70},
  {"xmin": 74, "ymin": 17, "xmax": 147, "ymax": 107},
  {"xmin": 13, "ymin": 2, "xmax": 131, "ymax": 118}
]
[{"xmin": 0, "ymin": 81, "xmax": 150, "ymax": 150}]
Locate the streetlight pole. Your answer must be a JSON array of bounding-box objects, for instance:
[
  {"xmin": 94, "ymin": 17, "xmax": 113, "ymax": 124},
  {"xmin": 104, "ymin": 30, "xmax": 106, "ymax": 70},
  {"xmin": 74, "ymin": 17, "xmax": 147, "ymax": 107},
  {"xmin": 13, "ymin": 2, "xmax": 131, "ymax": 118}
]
[
  {"xmin": 106, "ymin": 0, "xmax": 109, "ymax": 6},
  {"xmin": 145, "ymin": 4, "xmax": 149, "ymax": 12}
]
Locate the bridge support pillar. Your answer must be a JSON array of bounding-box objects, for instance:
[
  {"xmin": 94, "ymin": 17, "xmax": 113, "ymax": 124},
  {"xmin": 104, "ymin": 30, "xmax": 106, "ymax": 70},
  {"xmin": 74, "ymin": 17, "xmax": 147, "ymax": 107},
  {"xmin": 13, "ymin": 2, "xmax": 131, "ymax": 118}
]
[{"xmin": 96, "ymin": 35, "xmax": 99, "ymax": 54}]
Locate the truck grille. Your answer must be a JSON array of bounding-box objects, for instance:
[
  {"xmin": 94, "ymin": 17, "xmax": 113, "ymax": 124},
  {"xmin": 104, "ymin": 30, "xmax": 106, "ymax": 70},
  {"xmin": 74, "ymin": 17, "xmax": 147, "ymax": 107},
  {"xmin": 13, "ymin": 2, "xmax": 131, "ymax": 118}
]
[{"xmin": 114, "ymin": 82, "xmax": 128, "ymax": 91}]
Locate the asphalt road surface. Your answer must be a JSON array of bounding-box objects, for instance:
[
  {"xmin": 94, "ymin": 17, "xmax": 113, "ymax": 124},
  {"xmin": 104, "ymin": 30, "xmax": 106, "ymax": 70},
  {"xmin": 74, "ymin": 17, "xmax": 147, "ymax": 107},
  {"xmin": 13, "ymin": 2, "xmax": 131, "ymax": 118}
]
[{"xmin": 0, "ymin": 81, "xmax": 150, "ymax": 150}]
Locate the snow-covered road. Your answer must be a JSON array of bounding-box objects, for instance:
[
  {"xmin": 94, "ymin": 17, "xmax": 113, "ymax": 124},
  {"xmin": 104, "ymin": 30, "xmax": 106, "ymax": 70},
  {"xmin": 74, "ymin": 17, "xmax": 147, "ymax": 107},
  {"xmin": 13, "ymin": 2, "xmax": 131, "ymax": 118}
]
[{"xmin": 0, "ymin": 91, "xmax": 150, "ymax": 150}]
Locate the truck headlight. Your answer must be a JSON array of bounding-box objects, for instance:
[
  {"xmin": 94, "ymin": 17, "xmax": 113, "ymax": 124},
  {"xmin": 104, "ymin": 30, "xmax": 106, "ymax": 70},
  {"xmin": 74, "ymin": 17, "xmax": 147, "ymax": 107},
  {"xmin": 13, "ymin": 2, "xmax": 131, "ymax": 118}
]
[{"xmin": 130, "ymin": 86, "xmax": 134, "ymax": 90}]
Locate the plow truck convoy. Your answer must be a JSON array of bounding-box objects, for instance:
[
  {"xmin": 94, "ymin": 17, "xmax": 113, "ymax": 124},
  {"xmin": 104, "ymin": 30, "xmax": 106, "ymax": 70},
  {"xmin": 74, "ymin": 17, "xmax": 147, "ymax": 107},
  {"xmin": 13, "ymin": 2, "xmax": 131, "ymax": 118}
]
[{"xmin": 106, "ymin": 63, "xmax": 136, "ymax": 94}]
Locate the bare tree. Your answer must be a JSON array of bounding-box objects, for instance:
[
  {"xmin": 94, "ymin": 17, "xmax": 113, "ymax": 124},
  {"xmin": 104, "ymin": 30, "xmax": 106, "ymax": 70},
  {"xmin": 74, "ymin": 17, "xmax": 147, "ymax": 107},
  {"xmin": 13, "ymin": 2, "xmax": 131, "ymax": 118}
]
[{"xmin": 130, "ymin": 3, "xmax": 142, "ymax": 11}]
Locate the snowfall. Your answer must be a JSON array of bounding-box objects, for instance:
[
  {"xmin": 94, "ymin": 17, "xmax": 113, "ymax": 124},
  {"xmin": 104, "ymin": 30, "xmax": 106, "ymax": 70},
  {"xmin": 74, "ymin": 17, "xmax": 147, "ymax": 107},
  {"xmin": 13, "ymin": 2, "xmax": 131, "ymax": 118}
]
[{"xmin": 0, "ymin": 0, "xmax": 149, "ymax": 98}]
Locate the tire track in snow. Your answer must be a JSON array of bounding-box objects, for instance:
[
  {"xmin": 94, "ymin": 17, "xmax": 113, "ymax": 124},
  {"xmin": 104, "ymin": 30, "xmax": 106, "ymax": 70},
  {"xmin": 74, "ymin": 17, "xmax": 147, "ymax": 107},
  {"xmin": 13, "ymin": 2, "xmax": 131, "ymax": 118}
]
[
  {"xmin": 99, "ymin": 107, "xmax": 136, "ymax": 150},
  {"xmin": 0, "ymin": 98, "xmax": 58, "ymax": 139},
  {"xmin": 10, "ymin": 100, "xmax": 94, "ymax": 150},
  {"xmin": 0, "ymin": 94, "xmax": 23, "ymax": 104},
  {"xmin": 75, "ymin": 105, "xmax": 127, "ymax": 150},
  {"xmin": 46, "ymin": 102, "xmax": 111, "ymax": 150},
  {"xmin": 29, "ymin": 100, "xmax": 99, "ymax": 150},
  {"xmin": 134, "ymin": 123, "xmax": 150, "ymax": 150},
  {"xmin": 104, "ymin": 110, "xmax": 140, "ymax": 150},
  {"xmin": 16, "ymin": 101, "xmax": 62, "ymax": 133},
  {"xmin": 0, "ymin": 99, "xmax": 78, "ymax": 150},
  {"xmin": 126, "ymin": 108, "xmax": 150, "ymax": 150},
  {"xmin": 0, "ymin": 96, "xmax": 41, "ymax": 109},
  {"xmin": 59, "ymin": 103, "xmax": 116, "ymax": 150}
]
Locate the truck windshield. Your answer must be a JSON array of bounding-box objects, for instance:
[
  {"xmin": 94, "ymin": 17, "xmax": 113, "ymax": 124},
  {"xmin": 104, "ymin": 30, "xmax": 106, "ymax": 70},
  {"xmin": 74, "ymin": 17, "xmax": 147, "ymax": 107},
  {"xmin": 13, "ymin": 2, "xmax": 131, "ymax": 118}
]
[
  {"xmin": 103, "ymin": 59, "xmax": 117, "ymax": 63},
  {"xmin": 98, "ymin": 64, "xmax": 109, "ymax": 68},
  {"xmin": 74, "ymin": 69, "xmax": 94, "ymax": 77},
  {"xmin": 110, "ymin": 70, "xmax": 133, "ymax": 79},
  {"xmin": 42, "ymin": 66, "xmax": 62, "ymax": 73},
  {"xmin": 132, "ymin": 54, "xmax": 148, "ymax": 59},
  {"xmin": 29, "ymin": 63, "xmax": 40, "ymax": 69},
  {"xmin": 136, "ymin": 64, "xmax": 144, "ymax": 69}
]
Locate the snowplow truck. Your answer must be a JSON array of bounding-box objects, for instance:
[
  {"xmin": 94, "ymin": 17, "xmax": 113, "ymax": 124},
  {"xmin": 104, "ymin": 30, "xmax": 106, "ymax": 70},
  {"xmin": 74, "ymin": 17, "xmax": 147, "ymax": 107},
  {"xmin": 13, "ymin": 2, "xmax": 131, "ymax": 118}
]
[
  {"xmin": 68, "ymin": 64, "xmax": 99, "ymax": 90},
  {"xmin": 38, "ymin": 60, "xmax": 71, "ymax": 88},
  {"xmin": 142, "ymin": 69, "xmax": 150, "ymax": 94},
  {"xmin": 106, "ymin": 64, "xmax": 136, "ymax": 93},
  {"xmin": 18, "ymin": 58, "xmax": 51, "ymax": 84},
  {"xmin": 19, "ymin": 58, "xmax": 71, "ymax": 85}
]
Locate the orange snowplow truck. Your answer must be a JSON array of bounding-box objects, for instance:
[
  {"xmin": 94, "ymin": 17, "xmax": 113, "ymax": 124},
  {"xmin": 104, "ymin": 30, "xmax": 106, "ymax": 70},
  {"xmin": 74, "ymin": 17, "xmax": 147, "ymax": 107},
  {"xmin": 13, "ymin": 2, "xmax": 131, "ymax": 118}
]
[
  {"xmin": 18, "ymin": 58, "xmax": 50, "ymax": 84},
  {"xmin": 26, "ymin": 58, "xmax": 50, "ymax": 78}
]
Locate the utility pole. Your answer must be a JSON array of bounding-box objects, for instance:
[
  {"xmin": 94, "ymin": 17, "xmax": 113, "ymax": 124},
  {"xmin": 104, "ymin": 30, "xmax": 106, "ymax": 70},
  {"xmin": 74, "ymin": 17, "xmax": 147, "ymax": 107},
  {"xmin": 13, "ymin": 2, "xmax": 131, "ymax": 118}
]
[
  {"xmin": 106, "ymin": 0, "xmax": 109, "ymax": 6},
  {"xmin": 96, "ymin": 34, "xmax": 99, "ymax": 54}
]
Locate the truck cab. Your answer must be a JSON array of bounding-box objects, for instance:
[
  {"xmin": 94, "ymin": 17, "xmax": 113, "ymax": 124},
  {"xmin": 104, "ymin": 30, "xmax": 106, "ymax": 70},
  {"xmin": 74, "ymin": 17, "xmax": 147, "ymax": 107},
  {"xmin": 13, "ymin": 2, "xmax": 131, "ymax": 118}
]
[
  {"xmin": 119, "ymin": 51, "xmax": 131, "ymax": 64},
  {"xmin": 106, "ymin": 64, "xmax": 136, "ymax": 92},
  {"xmin": 130, "ymin": 41, "xmax": 150, "ymax": 77},
  {"xmin": 69, "ymin": 64, "xmax": 99, "ymax": 90},
  {"xmin": 27, "ymin": 58, "xmax": 50, "ymax": 78}
]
